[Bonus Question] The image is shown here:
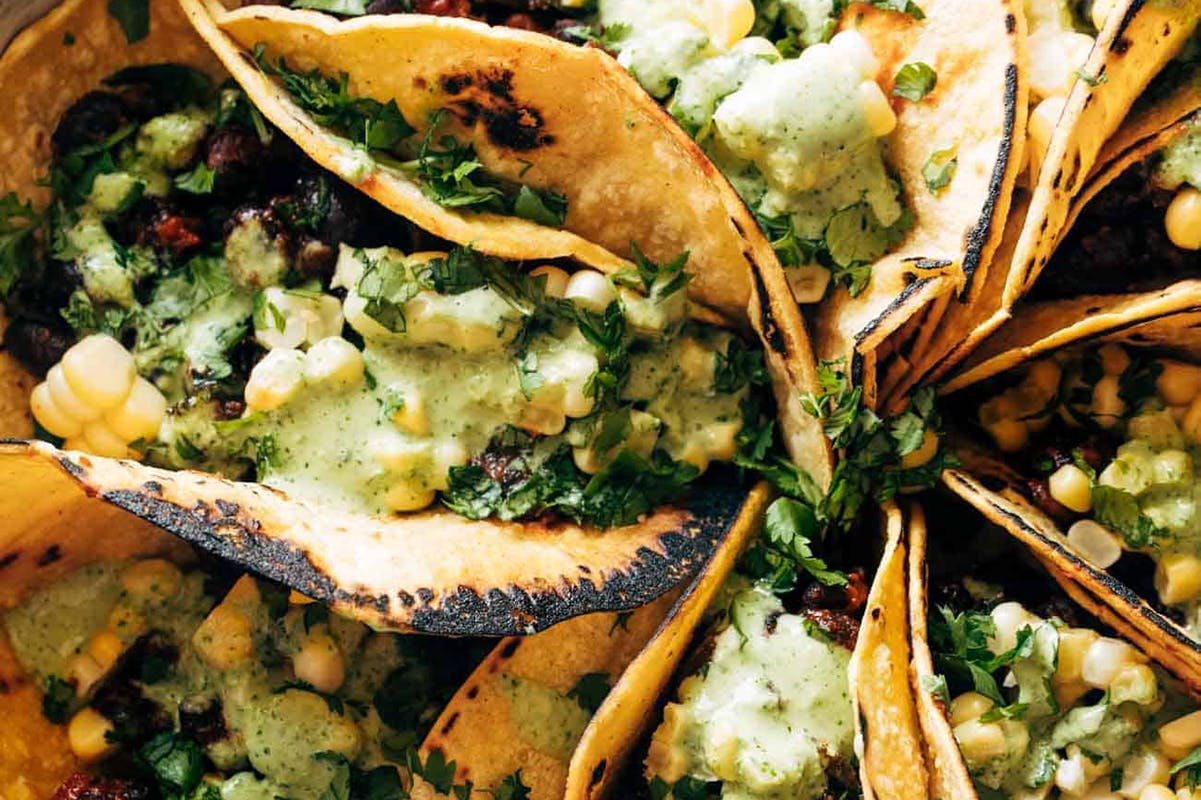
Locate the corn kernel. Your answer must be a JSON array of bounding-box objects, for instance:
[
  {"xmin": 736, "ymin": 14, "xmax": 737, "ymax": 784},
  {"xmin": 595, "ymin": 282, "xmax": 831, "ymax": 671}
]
[
  {"xmin": 303, "ymin": 337, "xmax": 364, "ymax": 388},
  {"xmin": 1158, "ymin": 361, "xmax": 1201, "ymax": 405},
  {"xmin": 1140, "ymin": 786, "xmax": 1176, "ymax": 800},
  {"xmin": 244, "ymin": 349, "xmax": 305, "ymax": 412},
  {"xmin": 293, "ymin": 633, "xmax": 345, "ymax": 694},
  {"xmin": 391, "ymin": 389, "xmax": 428, "ymax": 436},
  {"xmin": 1082, "ymin": 637, "xmax": 1139, "ymax": 688},
  {"xmin": 1110, "ymin": 664, "xmax": 1159, "ymax": 707},
  {"xmin": 193, "ymin": 605, "xmax": 254, "ymax": 670},
  {"xmin": 105, "ymin": 377, "xmax": 166, "ymax": 443},
  {"xmin": 120, "ymin": 559, "xmax": 182, "ymax": 600},
  {"xmin": 518, "ymin": 403, "xmax": 567, "ymax": 436},
  {"xmin": 1091, "ymin": 0, "xmax": 1116, "ymax": 29},
  {"xmin": 1066, "ymin": 520, "xmax": 1122, "ymax": 569},
  {"xmin": 698, "ymin": 0, "xmax": 755, "ymax": 49},
  {"xmin": 1048, "ymin": 464, "xmax": 1093, "ymax": 512},
  {"xmin": 47, "ymin": 365, "xmax": 101, "ymax": 423},
  {"xmin": 1166, "ymin": 187, "xmax": 1201, "ymax": 251},
  {"xmin": 564, "ymin": 270, "xmax": 617, "ymax": 313},
  {"xmin": 953, "ymin": 718, "xmax": 1008, "ymax": 763},
  {"xmin": 62, "ymin": 335, "xmax": 136, "ymax": 410},
  {"xmin": 67, "ymin": 708, "xmax": 116, "ymax": 762},
  {"xmin": 65, "ymin": 653, "xmax": 105, "ymax": 697},
  {"xmin": 1056, "ymin": 751, "xmax": 1088, "ymax": 795},
  {"xmin": 86, "ymin": 632, "xmax": 126, "ymax": 672},
  {"xmin": 860, "ymin": 80, "xmax": 897, "ymax": 138},
  {"xmin": 82, "ymin": 421, "xmax": 131, "ymax": 459},
  {"xmin": 529, "ymin": 265, "xmax": 570, "ymax": 298},
  {"xmin": 900, "ymin": 429, "xmax": 940, "ymax": 469},
  {"xmin": 1155, "ymin": 553, "xmax": 1201, "ymax": 606},
  {"xmin": 370, "ymin": 436, "xmax": 432, "ymax": 474},
  {"xmin": 990, "ymin": 602, "xmax": 1039, "ymax": 654},
  {"xmin": 949, "ymin": 692, "xmax": 995, "ymax": 726},
  {"xmin": 1055, "ymin": 627, "xmax": 1099, "ymax": 685},
  {"xmin": 1121, "ymin": 752, "xmax": 1171, "ymax": 798},
  {"xmin": 1098, "ymin": 344, "xmax": 1131, "ymax": 376},
  {"xmin": 30, "ymin": 381, "xmax": 82, "ymax": 438},
  {"xmin": 786, "ymin": 264, "xmax": 832, "ymax": 303},
  {"xmin": 384, "ymin": 481, "xmax": 436, "ymax": 512},
  {"xmin": 988, "ymin": 419, "xmax": 1029, "ymax": 453},
  {"xmin": 1091, "ymin": 375, "xmax": 1126, "ymax": 428}
]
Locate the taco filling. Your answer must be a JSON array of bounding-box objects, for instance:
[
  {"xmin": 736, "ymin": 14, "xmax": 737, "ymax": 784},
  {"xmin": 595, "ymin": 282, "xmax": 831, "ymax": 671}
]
[
  {"xmin": 0, "ymin": 555, "xmax": 510, "ymax": 799},
  {"xmin": 918, "ymin": 509, "xmax": 1201, "ymax": 800},
  {"xmin": 972, "ymin": 344, "xmax": 1201, "ymax": 639},
  {"xmin": 1, "ymin": 64, "xmax": 763, "ymax": 525},
  {"xmin": 1031, "ymin": 113, "xmax": 1201, "ymax": 300}
]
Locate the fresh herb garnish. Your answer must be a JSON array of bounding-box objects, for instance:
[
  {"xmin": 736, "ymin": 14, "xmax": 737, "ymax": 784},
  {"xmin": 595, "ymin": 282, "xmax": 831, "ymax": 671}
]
[
  {"xmin": 41, "ymin": 675, "xmax": 75, "ymax": 724},
  {"xmin": 612, "ymin": 243, "xmax": 691, "ymax": 302},
  {"xmin": 1074, "ymin": 67, "xmax": 1108, "ymax": 87},
  {"xmin": 0, "ymin": 193, "xmax": 39, "ymax": 297},
  {"xmin": 1172, "ymin": 746, "xmax": 1201, "ymax": 789},
  {"xmin": 137, "ymin": 733, "xmax": 205, "ymax": 796},
  {"xmin": 567, "ymin": 672, "xmax": 612, "ymax": 713},
  {"xmin": 492, "ymin": 771, "xmax": 532, "ymax": 800},
  {"xmin": 740, "ymin": 497, "xmax": 849, "ymax": 593},
  {"xmin": 175, "ymin": 163, "xmax": 216, "ymax": 195},
  {"xmin": 922, "ymin": 146, "xmax": 958, "ymax": 192},
  {"xmin": 1091, "ymin": 485, "xmax": 1167, "ymax": 549},
  {"xmin": 892, "ymin": 62, "xmax": 937, "ymax": 101},
  {"xmin": 291, "ymin": 0, "xmax": 369, "ymax": 14}
]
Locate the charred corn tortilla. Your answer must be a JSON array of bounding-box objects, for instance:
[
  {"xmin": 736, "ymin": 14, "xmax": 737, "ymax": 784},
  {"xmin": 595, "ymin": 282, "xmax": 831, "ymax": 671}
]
[
  {"xmin": 907, "ymin": 495, "xmax": 1201, "ymax": 800},
  {"xmin": 0, "ymin": 0, "xmax": 778, "ymax": 636},
  {"xmin": 883, "ymin": 0, "xmax": 1201, "ymax": 404}
]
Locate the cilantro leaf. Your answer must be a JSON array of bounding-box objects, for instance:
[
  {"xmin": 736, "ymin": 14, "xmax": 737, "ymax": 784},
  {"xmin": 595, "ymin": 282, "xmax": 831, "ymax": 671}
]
[
  {"xmin": 1172, "ymin": 746, "xmax": 1201, "ymax": 789},
  {"xmin": 824, "ymin": 203, "xmax": 913, "ymax": 295},
  {"xmin": 138, "ymin": 733, "xmax": 204, "ymax": 795},
  {"xmin": 175, "ymin": 163, "xmax": 216, "ymax": 195},
  {"xmin": 0, "ymin": 193, "xmax": 39, "ymax": 297},
  {"xmin": 922, "ymin": 146, "xmax": 958, "ymax": 192},
  {"xmin": 41, "ymin": 675, "xmax": 75, "ymax": 724},
  {"xmin": 929, "ymin": 606, "xmax": 1005, "ymax": 703},
  {"xmin": 356, "ymin": 249, "xmax": 423, "ymax": 332},
  {"xmin": 1091, "ymin": 485, "xmax": 1167, "ymax": 549},
  {"xmin": 567, "ymin": 672, "xmax": 612, "ymax": 713},
  {"xmin": 492, "ymin": 771, "xmax": 532, "ymax": 800},
  {"xmin": 108, "ymin": 0, "xmax": 150, "ymax": 44},
  {"xmin": 292, "ymin": 0, "xmax": 369, "ymax": 14},
  {"xmin": 351, "ymin": 766, "xmax": 405, "ymax": 800},
  {"xmin": 513, "ymin": 185, "xmax": 568, "ymax": 226},
  {"xmin": 612, "ymin": 243, "xmax": 692, "ymax": 301},
  {"xmin": 892, "ymin": 62, "xmax": 937, "ymax": 101}
]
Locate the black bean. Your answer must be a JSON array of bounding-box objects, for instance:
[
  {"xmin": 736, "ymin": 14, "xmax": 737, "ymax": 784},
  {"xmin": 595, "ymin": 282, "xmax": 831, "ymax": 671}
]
[
  {"xmin": 179, "ymin": 695, "xmax": 228, "ymax": 746},
  {"xmin": 51, "ymin": 91, "xmax": 127, "ymax": 155},
  {"xmin": 3, "ymin": 319, "xmax": 74, "ymax": 376}
]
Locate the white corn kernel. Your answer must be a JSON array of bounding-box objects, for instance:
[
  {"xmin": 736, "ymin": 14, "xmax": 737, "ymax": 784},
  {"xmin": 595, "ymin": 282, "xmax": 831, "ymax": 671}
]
[
  {"xmin": 1066, "ymin": 520, "xmax": 1122, "ymax": 568},
  {"xmin": 1139, "ymin": 786, "xmax": 1175, "ymax": 800},
  {"xmin": 787, "ymin": 265, "xmax": 832, "ymax": 303},
  {"xmin": 697, "ymin": 0, "xmax": 755, "ymax": 49},
  {"xmin": 384, "ymin": 481, "xmax": 437, "ymax": 512},
  {"xmin": 82, "ymin": 421, "xmax": 130, "ymax": 459},
  {"xmin": 370, "ymin": 436, "xmax": 432, "ymax": 474},
  {"xmin": 47, "ymin": 364, "xmax": 101, "ymax": 423},
  {"xmin": 1155, "ymin": 553, "xmax": 1201, "ymax": 606},
  {"xmin": 1056, "ymin": 751, "xmax": 1089, "ymax": 796},
  {"xmin": 564, "ymin": 270, "xmax": 617, "ymax": 313},
  {"xmin": 1161, "ymin": 711, "xmax": 1201, "ymax": 752},
  {"xmin": 1110, "ymin": 664, "xmax": 1159, "ymax": 707},
  {"xmin": 193, "ymin": 604, "xmax": 254, "ymax": 670},
  {"xmin": 901, "ymin": 429, "xmax": 940, "ymax": 469},
  {"xmin": 244, "ymin": 349, "xmax": 306, "ymax": 412},
  {"xmin": 1121, "ymin": 752, "xmax": 1171, "ymax": 798},
  {"xmin": 1091, "ymin": 0, "xmax": 1117, "ymax": 29},
  {"xmin": 530, "ymin": 265, "xmax": 570, "ymax": 298},
  {"xmin": 1166, "ymin": 187, "xmax": 1201, "ymax": 251},
  {"xmin": 1082, "ymin": 637, "xmax": 1137, "ymax": 688},
  {"xmin": 30, "ymin": 381, "xmax": 82, "ymax": 438},
  {"xmin": 1055, "ymin": 627, "xmax": 1099, "ymax": 685},
  {"xmin": 105, "ymin": 377, "xmax": 167, "ymax": 443},
  {"xmin": 1099, "ymin": 344, "xmax": 1131, "ymax": 376},
  {"xmin": 860, "ymin": 80, "xmax": 898, "ymax": 138},
  {"xmin": 65, "ymin": 653, "xmax": 105, "ymax": 697},
  {"xmin": 831, "ymin": 30, "xmax": 879, "ymax": 80},
  {"xmin": 62, "ymin": 335, "xmax": 136, "ymax": 410},
  {"xmin": 1158, "ymin": 361, "xmax": 1201, "ymax": 405},
  {"xmin": 86, "ymin": 631, "xmax": 126, "ymax": 673},
  {"xmin": 255, "ymin": 288, "xmax": 344, "ymax": 351},
  {"xmin": 303, "ymin": 337, "xmax": 364, "ymax": 388},
  {"xmin": 120, "ymin": 559, "xmax": 182, "ymax": 600},
  {"xmin": 949, "ymin": 692, "xmax": 995, "ymax": 726},
  {"xmin": 1049, "ymin": 463, "xmax": 1093, "ymax": 512},
  {"xmin": 990, "ymin": 601, "xmax": 1039, "ymax": 654},
  {"xmin": 1092, "ymin": 375, "xmax": 1126, "ymax": 427},
  {"xmin": 1029, "ymin": 30, "xmax": 1096, "ymax": 100},
  {"xmin": 67, "ymin": 708, "xmax": 117, "ymax": 762},
  {"xmin": 293, "ymin": 632, "xmax": 345, "ymax": 694}
]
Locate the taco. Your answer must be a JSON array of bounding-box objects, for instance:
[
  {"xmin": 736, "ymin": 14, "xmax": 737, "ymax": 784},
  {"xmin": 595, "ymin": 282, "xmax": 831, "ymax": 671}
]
[
  {"xmin": 188, "ymin": 0, "xmax": 1023, "ymax": 408},
  {"xmin": 881, "ymin": 1, "xmax": 1201, "ymax": 406},
  {"xmin": 939, "ymin": 326, "xmax": 1201, "ymax": 685},
  {"xmin": 907, "ymin": 497, "xmax": 1201, "ymax": 800},
  {"xmin": 565, "ymin": 500, "xmax": 928, "ymax": 800},
  {"xmin": 0, "ymin": 0, "xmax": 775, "ymax": 633}
]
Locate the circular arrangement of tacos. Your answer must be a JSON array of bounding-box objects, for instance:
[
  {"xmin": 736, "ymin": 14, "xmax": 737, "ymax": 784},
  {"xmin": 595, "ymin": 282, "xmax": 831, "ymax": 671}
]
[{"xmin": 0, "ymin": 1, "xmax": 1199, "ymax": 799}]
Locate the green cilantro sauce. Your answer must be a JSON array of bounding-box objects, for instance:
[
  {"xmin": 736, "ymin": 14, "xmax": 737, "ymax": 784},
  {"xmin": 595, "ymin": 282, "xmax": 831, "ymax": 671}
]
[
  {"xmin": 3, "ymin": 559, "xmax": 482, "ymax": 798},
  {"xmin": 596, "ymin": 0, "xmax": 905, "ymax": 295},
  {"xmin": 647, "ymin": 584, "xmax": 854, "ymax": 799},
  {"xmin": 1154, "ymin": 117, "xmax": 1201, "ymax": 192},
  {"xmin": 499, "ymin": 674, "xmax": 593, "ymax": 761}
]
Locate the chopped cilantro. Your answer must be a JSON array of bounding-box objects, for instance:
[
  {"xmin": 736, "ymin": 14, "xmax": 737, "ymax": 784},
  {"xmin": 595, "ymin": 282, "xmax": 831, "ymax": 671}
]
[
  {"xmin": 292, "ymin": 0, "xmax": 369, "ymax": 14},
  {"xmin": 714, "ymin": 337, "xmax": 769, "ymax": 394},
  {"xmin": 920, "ymin": 673, "xmax": 950, "ymax": 705},
  {"xmin": 825, "ymin": 203, "xmax": 914, "ymax": 296},
  {"xmin": 1074, "ymin": 67, "xmax": 1108, "ymax": 87},
  {"xmin": 255, "ymin": 433, "xmax": 281, "ymax": 476},
  {"xmin": 355, "ymin": 249, "xmax": 423, "ymax": 333},
  {"xmin": 922, "ymin": 146, "xmax": 958, "ymax": 192},
  {"xmin": 175, "ymin": 163, "xmax": 216, "ymax": 195},
  {"xmin": 1172, "ymin": 746, "xmax": 1201, "ymax": 789},
  {"xmin": 513, "ymin": 185, "xmax": 568, "ymax": 226},
  {"xmin": 138, "ymin": 733, "xmax": 204, "ymax": 795},
  {"xmin": 567, "ymin": 672, "xmax": 612, "ymax": 713},
  {"xmin": 0, "ymin": 193, "xmax": 39, "ymax": 298},
  {"xmin": 1091, "ymin": 485, "xmax": 1166, "ymax": 549},
  {"xmin": 609, "ymin": 611, "xmax": 633, "ymax": 635},
  {"xmin": 351, "ymin": 766, "xmax": 406, "ymax": 800},
  {"xmin": 929, "ymin": 606, "xmax": 1006, "ymax": 703},
  {"xmin": 107, "ymin": 0, "xmax": 150, "ymax": 44},
  {"xmin": 612, "ymin": 243, "xmax": 692, "ymax": 302},
  {"xmin": 892, "ymin": 62, "xmax": 937, "ymax": 101},
  {"xmin": 740, "ymin": 497, "xmax": 848, "ymax": 593},
  {"xmin": 41, "ymin": 675, "xmax": 75, "ymax": 724},
  {"xmin": 491, "ymin": 771, "xmax": 532, "ymax": 800}
]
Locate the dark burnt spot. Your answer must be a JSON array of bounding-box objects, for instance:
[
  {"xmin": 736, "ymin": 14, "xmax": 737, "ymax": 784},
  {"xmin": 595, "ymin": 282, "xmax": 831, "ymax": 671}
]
[
  {"xmin": 37, "ymin": 545, "xmax": 62, "ymax": 567},
  {"xmin": 578, "ymin": 564, "xmax": 592, "ymax": 574},
  {"xmin": 215, "ymin": 499, "xmax": 240, "ymax": 516},
  {"xmin": 1040, "ymin": 217, "xmax": 1050, "ymax": 233},
  {"xmin": 871, "ymin": 606, "xmax": 881, "ymax": 620},
  {"xmin": 441, "ymin": 67, "xmax": 553, "ymax": 152},
  {"xmin": 1005, "ymin": 13, "xmax": 1015, "ymax": 32},
  {"xmin": 750, "ymin": 260, "xmax": 785, "ymax": 353},
  {"xmin": 1112, "ymin": 36, "xmax": 1131, "ymax": 55},
  {"xmin": 0, "ymin": 678, "xmax": 9, "ymax": 694},
  {"xmin": 980, "ymin": 475, "xmax": 1007, "ymax": 492},
  {"xmin": 499, "ymin": 639, "xmax": 521, "ymax": 659},
  {"xmin": 465, "ymin": 685, "xmax": 479, "ymax": 699},
  {"xmin": 440, "ymin": 711, "xmax": 460, "ymax": 736},
  {"xmin": 0, "ymin": 552, "xmax": 17, "ymax": 570},
  {"xmin": 413, "ymin": 76, "xmax": 427, "ymax": 91},
  {"xmin": 397, "ymin": 590, "xmax": 415, "ymax": 607},
  {"xmin": 764, "ymin": 609, "xmax": 781, "ymax": 635},
  {"xmin": 961, "ymin": 62, "xmax": 1018, "ymax": 291},
  {"xmin": 58, "ymin": 456, "xmax": 86, "ymax": 478},
  {"xmin": 902, "ymin": 272, "xmax": 917, "ymax": 285},
  {"xmin": 417, "ymin": 588, "xmax": 434, "ymax": 603},
  {"xmin": 730, "ymin": 215, "xmax": 746, "ymax": 237},
  {"xmin": 141, "ymin": 481, "xmax": 163, "ymax": 496},
  {"xmin": 589, "ymin": 761, "xmax": 607, "ymax": 787},
  {"xmin": 1053, "ymin": 168, "xmax": 1064, "ymax": 190}
]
